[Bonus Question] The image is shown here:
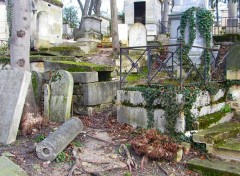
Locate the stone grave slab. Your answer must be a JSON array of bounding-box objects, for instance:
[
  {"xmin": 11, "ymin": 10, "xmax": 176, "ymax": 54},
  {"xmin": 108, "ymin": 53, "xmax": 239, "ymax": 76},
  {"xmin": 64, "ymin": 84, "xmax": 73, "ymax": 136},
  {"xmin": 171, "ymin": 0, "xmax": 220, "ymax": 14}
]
[
  {"xmin": 0, "ymin": 70, "xmax": 31, "ymax": 145},
  {"xmin": 49, "ymin": 70, "xmax": 73, "ymax": 122},
  {"xmin": 129, "ymin": 23, "xmax": 147, "ymax": 47},
  {"xmin": 0, "ymin": 156, "xmax": 27, "ymax": 176}
]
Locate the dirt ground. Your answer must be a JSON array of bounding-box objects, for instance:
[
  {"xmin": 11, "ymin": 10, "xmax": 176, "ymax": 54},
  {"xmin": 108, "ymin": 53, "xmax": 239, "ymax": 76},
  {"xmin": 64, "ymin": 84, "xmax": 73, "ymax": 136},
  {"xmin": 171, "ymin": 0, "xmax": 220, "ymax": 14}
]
[{"xmin": 0, "ymin": 107, "xmax": 202, "ymax": 176}]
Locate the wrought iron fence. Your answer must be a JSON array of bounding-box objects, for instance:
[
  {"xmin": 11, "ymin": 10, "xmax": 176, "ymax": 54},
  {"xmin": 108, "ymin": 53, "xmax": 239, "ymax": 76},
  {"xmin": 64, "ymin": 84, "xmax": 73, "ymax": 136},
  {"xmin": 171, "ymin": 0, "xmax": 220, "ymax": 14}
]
[
  {"xmin": 119, "ymin": 42, "xmax": 226, "ymax": 89},
  {"xmin": 212, "ymin": 17, "xmax": 240, "ymax": 35}
]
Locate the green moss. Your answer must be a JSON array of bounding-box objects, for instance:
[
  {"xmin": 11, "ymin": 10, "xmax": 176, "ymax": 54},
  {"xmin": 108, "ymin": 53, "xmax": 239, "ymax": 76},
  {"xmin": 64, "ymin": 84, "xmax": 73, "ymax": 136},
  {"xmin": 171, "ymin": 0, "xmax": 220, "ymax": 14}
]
[
  {"xmin": 43, "ymin": 0, "xmax": 63, "ymax": 7},
  {"xmin": 30, "ymin": 55, "xmax": 77, "ymax": 62},
  {"xmin": 196, "ymin": 122, "xmax": 240, "ymax": 144},
  {"xmin": 32, "ymin": 73, "xmax": 38, "ymax": 98},
  {"xmin": 48, "ymin": 60, "xmax": 115, "ymax": 72},
  {"xmin": 214, "ymin": 138, "xmax": 240, "ymax": 151},
  {"xmin": 187, "ymin": 158, "xmax": 240, "ymax": 176},
  {"xmin": 197, "ymin": 111, "xmax": 227, "ymax": 130}
]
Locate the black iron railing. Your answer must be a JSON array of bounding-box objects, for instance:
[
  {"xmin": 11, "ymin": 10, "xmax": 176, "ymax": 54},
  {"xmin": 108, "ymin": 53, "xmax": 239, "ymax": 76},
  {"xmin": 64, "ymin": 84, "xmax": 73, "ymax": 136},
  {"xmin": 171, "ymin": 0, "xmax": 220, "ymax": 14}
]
[{"xmin": 119, "ymin": 43, "xmax": 226, "ymax": 89}]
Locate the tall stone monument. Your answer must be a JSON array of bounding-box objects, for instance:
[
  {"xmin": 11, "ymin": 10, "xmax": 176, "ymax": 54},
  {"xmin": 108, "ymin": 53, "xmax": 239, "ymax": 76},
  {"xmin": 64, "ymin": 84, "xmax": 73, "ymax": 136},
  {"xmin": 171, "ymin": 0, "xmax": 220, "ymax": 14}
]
[{"xmin": 169, "ymin": 0, "xmax": 209, "ymax": 65}]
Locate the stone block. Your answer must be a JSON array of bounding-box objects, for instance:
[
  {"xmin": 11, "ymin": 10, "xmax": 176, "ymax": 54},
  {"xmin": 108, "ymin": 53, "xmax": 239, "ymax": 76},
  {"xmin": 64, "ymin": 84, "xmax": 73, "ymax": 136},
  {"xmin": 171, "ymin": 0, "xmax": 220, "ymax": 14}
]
[
  {"xmin": 49, "ymin": 70, "xmax": 73, "ymax": 122},
  {"xmin": 175, "ymin": 111, "xmax": 185, "ymax": 133},
  {"xmin": 117, "ymin": 90, "xmax": 146, "ymax": 106},
  {"xmin": 36, "ymin": 117, "xmax": 83, "ymax": 161},
  {"xmin": 32, "ymin": 71, "xmax": 43, "ymax": 107},
  {"xmin": 117, "ymin": 105, "xmax": 148, "ymax": 128},
  {"xmin": 0, "ymin": 70, "xmax": 31, "ymax": 145},
  {"xmin": 228, "ymin": 85, "xmax": 240, "ymax": 100},
  {"xmin": 192, "ymin": 91, "xmax": 210, "ymax": 108},
  {"xmin": 83, "ymin": 81, "xmax": 119, "ymax": 106},
  {"xmin": 191, "ymin": 102, "xmax": 226, "ymax": 118},
  {"xmin": 153, "ymin": 109, "xmax": 166, "ymax": 133},
  {"xmin": 227, "ymin": 70, "xmax": 240, "ymax": 80},
  {"xmin": 70, "ymin": 72, "xmax": 98, "ymax": 83},
  {"xmin": 0, "ymin": 156, "xmax": 27, "ymax": 176},
  {"xmin": 211, "ymin": 89, "xmax": 225, "ymax": 102}
]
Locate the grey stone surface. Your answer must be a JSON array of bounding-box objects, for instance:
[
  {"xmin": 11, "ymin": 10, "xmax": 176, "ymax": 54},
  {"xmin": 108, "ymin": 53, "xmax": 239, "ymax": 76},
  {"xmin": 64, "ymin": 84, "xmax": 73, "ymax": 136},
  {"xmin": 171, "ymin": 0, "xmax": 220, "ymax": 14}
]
[
  {"xmin": 117, "ymin": 90, "xmax": 146, "ymax": 106},
  {"xmin": 32, "ymin": 71, "xmax": 43, "ymax": 107},
  {"xmin": 211, "ymin": 89, "xmax": 225, "ymax": 102},
  {"xmin": 0, "ymin": 70, "xmax": 31, "ymax": 145},
  {"xmin": 153, "ymin": 109, "xmax": 166, "ymax": 132},
  {"xmin": 70, "ymin": 72, "xmax": 98, "ymax": 83},
  {"xmin": 129, "ymin": 23, "xmax": 147, "ymax": 47},
  {"xmin": 83, "ymin": 81, "xmax": 119, "ymax": 106},
  {"xmin": 49, "ymin": 70, "xmax": 73, "ymax": 122},
  {"xmin": 36, "ymin": 117, "xmax": 83, "ymax": 161},
  {"xmin": 43, "ymin": 84, "xmax": 50, "ymax": 118},
  {"xmin": 117, "ymin": 105, "xmax": 148, "ymax": 128},
  {"xmin": 0, "ymin": 156, "xmax": 28, "ymax": 176}
]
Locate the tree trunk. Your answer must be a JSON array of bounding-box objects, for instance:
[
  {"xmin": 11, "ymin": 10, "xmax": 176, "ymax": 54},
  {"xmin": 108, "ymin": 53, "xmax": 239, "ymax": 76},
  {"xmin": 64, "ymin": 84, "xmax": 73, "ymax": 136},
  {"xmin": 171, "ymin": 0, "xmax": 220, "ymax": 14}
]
[
  {"xmin": 162, "ymin": 0, "xmax": 169, "ymax": 34},
  {"xmin": 79, "ymin": 0, "xmax": 90, "ymax": 32},
  {"xmin": 95, "ymin": 0, "xmax": 101, "ymax": 16},
  {"xmin": 110, "ymin": 0, "xmax": 120, "ymax": 57},
  {"xmin": 11, "ymin": 0, "xmax": 43, "ymax": 135}
]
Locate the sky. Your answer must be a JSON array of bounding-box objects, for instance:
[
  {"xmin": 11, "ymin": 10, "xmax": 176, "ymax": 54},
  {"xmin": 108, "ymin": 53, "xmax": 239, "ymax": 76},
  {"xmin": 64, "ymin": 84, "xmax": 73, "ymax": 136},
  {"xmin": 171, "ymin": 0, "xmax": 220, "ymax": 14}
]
[{"xmin": 62, "ymin": 0, "xmax": 125, "ymax": 18}]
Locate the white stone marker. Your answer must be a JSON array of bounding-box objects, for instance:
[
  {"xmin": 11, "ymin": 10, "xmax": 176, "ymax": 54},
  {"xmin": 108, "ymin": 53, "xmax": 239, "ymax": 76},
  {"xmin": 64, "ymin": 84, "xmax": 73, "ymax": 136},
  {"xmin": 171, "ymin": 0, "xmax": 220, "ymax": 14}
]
[
  {"xmin": 0, "ymin": 70, "xmax": 31, "ymax": 145},
  {"xmin": 49, "ymin": 70, "xmax": 73, "ymax": 122},
  {"xmin": 129, "ymin": 23, "xmax": 147, "ymax": 47}
]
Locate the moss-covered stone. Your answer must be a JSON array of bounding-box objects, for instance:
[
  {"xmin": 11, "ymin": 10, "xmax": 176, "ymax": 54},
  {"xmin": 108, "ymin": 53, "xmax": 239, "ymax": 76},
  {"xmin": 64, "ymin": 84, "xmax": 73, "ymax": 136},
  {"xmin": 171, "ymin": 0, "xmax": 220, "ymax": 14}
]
[
  {"xmin": 197, "ymin": 111, "xmax": 228, "ymax": 129},
  {"xmin": 30, "ymin": 55, "xmax": 77, "ymax": 62},
  {"xmin": 39, "ymin": 46, "xmax": 85, "ymax": 57},
  {"xmin": 214, "ymin": 137, "xmax": 240, "ymax": 151},
  {"xmin": 193, "ymin": 122, "xmax": 240, "ymax": 144},
  {"xmin": 43, "ymin": 0, "xmax": 63, "ymax": 7},
  {"xmin": 46, "ymin": 60, "xmax": 115, "ymax": 72},
  {"xmin": 187, "ymin": 158, "xmax": 240, "ymax": 176}
]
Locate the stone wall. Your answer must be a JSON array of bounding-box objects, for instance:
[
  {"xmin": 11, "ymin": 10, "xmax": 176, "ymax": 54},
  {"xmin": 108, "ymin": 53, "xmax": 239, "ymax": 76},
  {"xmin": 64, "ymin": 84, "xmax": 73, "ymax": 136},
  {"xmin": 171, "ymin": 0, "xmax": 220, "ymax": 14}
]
[
  {"xmin": 0, "ymin": 2, "xmax": 8, "ymax": 42},
  {"xmin": 117, "ymin": 88, "xmax": 228, "ymax": 133}
]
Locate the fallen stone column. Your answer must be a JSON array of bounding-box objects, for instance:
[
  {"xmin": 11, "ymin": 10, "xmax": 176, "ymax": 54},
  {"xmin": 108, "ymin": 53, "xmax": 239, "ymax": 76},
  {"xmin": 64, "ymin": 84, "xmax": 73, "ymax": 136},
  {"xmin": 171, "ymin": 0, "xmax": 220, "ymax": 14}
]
[{"xmin": 36, "ymin": 117, "xmax": 83, "ymax": 161}]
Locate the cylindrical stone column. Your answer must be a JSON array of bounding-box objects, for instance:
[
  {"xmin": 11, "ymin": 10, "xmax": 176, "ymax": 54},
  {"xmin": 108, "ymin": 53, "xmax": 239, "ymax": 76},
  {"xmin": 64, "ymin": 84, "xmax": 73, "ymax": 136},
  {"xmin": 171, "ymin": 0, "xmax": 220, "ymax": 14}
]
[{"xmin": 36, "ymin": 117, "xmax": 83, "ymax": 161}]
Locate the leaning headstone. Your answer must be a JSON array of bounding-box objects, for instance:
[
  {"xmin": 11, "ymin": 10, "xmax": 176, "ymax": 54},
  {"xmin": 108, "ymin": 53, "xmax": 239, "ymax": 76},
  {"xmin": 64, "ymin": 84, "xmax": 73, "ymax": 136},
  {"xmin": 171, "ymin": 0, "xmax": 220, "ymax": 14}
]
[
  {"xmin": 36, "ymin": 117, "xmax": 83, "ymax": 161},
  {"xmin": 49, "ymin": 70, "xmax": 73, "ymax": 122},
  {"xmin": 0, "ymin": 70, "xmax": 31, "ymax": 145},
  {"xmin": 129, "ymin": 23, "xmax": 147, "ymax": 47},
  {"xmin": 0, "ymin": 156, "xmax": 28, "ymax": 176}
]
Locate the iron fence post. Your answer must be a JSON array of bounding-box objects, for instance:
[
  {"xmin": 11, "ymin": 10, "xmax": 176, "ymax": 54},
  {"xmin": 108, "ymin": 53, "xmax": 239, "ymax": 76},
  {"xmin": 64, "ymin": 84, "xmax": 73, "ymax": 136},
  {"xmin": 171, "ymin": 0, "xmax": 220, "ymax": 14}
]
[
  {"xmin": 179, "ymin": 38, "xmax": 183, "ymax": 90},
  {"xmin": 147, "ymin": 47, "xmax": 151, "ymax": 85},
  {"xmin": 204, "ymin": 49, "xmax": 207, "ymax": 82}
]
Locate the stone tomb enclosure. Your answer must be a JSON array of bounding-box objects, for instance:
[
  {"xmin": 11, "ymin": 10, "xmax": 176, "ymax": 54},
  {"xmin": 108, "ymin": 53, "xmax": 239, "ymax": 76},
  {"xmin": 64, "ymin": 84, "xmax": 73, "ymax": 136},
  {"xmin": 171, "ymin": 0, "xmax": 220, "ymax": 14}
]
[
  {"xmin": 117, "ymin": 88, "xmax": 229, "ymax": 133},
  {"xmin": 0, "ymin": 70, "xmax": 31, "ymax": 145}
]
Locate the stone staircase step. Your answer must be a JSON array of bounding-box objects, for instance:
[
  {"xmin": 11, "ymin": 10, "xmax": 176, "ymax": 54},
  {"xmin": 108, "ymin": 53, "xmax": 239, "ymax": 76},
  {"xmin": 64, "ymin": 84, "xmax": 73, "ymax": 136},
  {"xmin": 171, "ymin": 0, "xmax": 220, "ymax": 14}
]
[
  {"xmin": 193, "ymin": 122, "xmax": 240, "ymax": 144},
  {"xmin": 196, "ymin": 112, "xmax": 234, "ymax": 130},
  {"xmin": 207, "ymin": 135, "xmax": 240, "ymax": 162},
  {"xmin": 187, "ymin": 158, "xmax": 240, "ymax": 176}
]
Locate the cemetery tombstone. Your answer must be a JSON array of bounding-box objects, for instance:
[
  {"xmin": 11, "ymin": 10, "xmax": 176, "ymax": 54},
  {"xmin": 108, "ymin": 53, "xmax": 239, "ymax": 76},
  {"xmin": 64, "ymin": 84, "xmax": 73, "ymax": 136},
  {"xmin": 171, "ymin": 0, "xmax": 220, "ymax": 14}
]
[
  {"xmin": 49, "ymin": 70, "xmax": 73, "ymax": 122},
  {"xmin": 0, "ymin": 70, "xmax": 31, "ymax": 145},
  {"xmin": 129, "ymin": 23, "xmax": 147, "ymax": 47}
]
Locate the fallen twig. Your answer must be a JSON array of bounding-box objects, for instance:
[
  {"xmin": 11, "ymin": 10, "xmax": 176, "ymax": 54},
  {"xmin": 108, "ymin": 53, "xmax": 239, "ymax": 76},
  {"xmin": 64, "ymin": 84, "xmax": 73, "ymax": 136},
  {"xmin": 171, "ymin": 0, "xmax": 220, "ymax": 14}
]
[
  {"xmin": 119, "ymin": 144, "xmax": 137, "ymax": 172},
  {"xmin": 140, "ymin": 155, "xmax": 148, "ymax": 170}
]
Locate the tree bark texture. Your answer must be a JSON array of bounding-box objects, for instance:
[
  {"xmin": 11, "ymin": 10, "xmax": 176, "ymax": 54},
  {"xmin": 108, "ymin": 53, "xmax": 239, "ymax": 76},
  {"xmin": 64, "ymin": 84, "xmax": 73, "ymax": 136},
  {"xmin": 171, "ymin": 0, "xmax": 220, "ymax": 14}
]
[
  {"xmin": 11, "ymin": 0, "xmax": 44, "ymax": 135},
  {"xmin": 10, "ymin": 0, "xmax": 31, "ymax": 70},
  {"xmin": 110, "ymin": 0, "xmax": 120, "ymax": 56}
]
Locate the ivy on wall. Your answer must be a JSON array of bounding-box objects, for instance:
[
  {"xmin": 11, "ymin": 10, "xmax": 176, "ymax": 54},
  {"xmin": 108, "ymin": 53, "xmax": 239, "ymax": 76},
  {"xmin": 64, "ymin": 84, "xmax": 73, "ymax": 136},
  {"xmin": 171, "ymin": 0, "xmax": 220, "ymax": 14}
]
[{"xmin": 179, "ymin": 7, "xmax": 214, "ymax": 77}]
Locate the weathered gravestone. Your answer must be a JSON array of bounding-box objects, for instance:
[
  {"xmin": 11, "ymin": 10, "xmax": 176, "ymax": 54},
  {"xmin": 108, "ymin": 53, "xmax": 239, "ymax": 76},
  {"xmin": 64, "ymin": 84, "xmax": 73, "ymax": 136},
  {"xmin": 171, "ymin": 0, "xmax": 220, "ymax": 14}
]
[
  {"xmin": 46, "ymin": 70, "xmax": 73, "ymax": 122},
  {"xmin": 129, "ymin": 23, "xmax": 147, "ymax": 47},
  {"xmin": 0, "ymin": 70, "xmax": 31, "ymax": 145}
]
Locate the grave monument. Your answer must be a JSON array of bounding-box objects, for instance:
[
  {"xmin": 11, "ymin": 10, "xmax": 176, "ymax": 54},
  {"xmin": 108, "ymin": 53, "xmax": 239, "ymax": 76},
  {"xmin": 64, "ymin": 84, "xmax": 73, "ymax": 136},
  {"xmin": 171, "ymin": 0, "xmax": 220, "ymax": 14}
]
[{"xmin": 168, "ymin": 0, "xmax": 210, "ymax": 66}]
